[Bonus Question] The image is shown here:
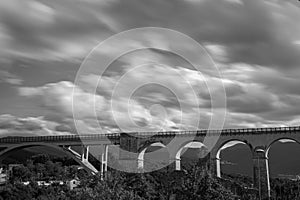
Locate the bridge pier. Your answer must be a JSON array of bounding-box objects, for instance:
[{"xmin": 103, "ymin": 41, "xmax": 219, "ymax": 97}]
[
  {"xmin": 175, "ymin": 157, "xmax": 181, "ymax": 171},
  {"xmin": 253, "ymin": 148, "xmax": 270, "ymax": 200},
  {"xmin": 81, "ymin": 145, "xmax": 89, "ymax": 162},
  {"xmin": 100, "ymin": 144, "xmax": 108, "ymax": 179},
  {"xmin": 209, "ymin": 157, "xmax": 221, "ymax": 178},
  {"xmin": 137, "ymin": 157, "xmax": 144, "ymax": 169},
  {"xmin": 207, "ymin": 149, "xmax": 221, "ymax": 178},
  {"xmin": 118, "ymin": 146, "xmax": 140, "ymax": 172},
  {"xmin": 166, "ymin": 157, "xmax": 181, "ymax": 171},
  {"xmin": 118, "ymin": 133, "xmax": 141, "ymax": 172}
]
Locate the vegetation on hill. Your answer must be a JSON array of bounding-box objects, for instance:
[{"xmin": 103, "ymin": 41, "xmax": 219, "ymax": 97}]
[{"xmin": 0, "ymin": 154, "xmax": 299, "ymax": 199}]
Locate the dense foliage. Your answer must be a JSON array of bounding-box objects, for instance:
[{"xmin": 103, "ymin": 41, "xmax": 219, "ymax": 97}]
[
  {"xmin": 0, "ymin": 154, "xmax": 299, "ymax": 199},
  {"xmin": 270, "ymin": 178, "xmax": 300, "ymax": 200},
  {"xmin": 0, "ymin": 169, "xmax": 236, "ymax": 200}
]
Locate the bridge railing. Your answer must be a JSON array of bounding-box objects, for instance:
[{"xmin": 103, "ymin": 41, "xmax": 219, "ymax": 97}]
[
  {"xmin": 0, "ymin": 126, "xmax": 299, "ymax": 144},
  {"xmin": 132, "ymin": 126, "xmax": 300, "ymax": 137},
  {"xmin": 0, "ymin": 133, "xmax": 121, "ymax": 144}
]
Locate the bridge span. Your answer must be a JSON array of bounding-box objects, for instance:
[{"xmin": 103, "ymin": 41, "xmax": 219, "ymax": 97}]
[{"xmin": 1, "ymin": 126, "xmax": 300, "ymax": 199}]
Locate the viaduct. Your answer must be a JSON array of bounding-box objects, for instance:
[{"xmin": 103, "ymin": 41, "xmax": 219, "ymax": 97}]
[{"xmin": 1, "ymin": 126, "xmax": 300, "ymax": 199}]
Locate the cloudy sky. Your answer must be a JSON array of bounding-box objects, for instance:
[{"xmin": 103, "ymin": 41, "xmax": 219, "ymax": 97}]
[{"xmin": 0, "ymin": 0, "xmax": 300, "ymax": 136}]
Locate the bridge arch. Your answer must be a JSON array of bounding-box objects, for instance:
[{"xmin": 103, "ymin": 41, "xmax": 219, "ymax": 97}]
[
  {"xmin": 0, "ymin": 143, "xmax": 95, "ymax": 174},
  {"xmin": 266, "ymin": 138, "xmax": 300, "ymax": 183},
  {"xmin": 215, "ymin": 139, "xmax": 253, "ymax": 178},
  {"xmin": 266, "ymin": 138, "xmax": 300, "ymax": 158},
  {"xmin": 175, "ymin": 140, "xmax": 208, "ymax": 171},
  {"xmin": 137, "ymin": 142, "xmax": 169, "ymax": 170}
]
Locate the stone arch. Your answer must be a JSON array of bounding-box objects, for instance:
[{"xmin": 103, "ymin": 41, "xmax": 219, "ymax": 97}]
[
  {"xmin": 265, "ymin": 137, "xmax": 300, "ymax": 184},
  {"xmin": 175, "ymin": 140, "xmax": 208, "ymax": 171},
  {"xmin": 266, "ymin": 138, "xmax": 300, "ymax": 158},
  {"xmin": 215, "ymin": 139, "xmax": 253, "ymax": 178},
  {"xmin": 0, "ymin": 143, "xmax": 94, "ymax": 174},
  {"xmin": 137, "ymin": 142, "xmax": 168, "ymax": 169}
]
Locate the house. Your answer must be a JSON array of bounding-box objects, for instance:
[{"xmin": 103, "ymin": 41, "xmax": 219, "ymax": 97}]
[
  {"xmin": 0, "ymin": 168, "xmax": 7, "ymax": 185},
  {"xmin": 68, "ymin": 179, "xmax": 80, "ymax": 190}
]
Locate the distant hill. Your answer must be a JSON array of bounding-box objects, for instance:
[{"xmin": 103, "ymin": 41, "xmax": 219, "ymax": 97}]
[{"xmin": 2, "ymin": 146, "xmax": 64, "ymax": 164}]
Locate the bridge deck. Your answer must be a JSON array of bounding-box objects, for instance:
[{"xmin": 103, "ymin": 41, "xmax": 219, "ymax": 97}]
[{"xmin": 0, "ymin": 126, "xmax": 299, "ymax": 144}]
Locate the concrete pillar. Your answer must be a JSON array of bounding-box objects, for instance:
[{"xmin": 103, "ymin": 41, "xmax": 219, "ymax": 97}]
[
  {"xmin": 166, "ymin": 157, "xmax": 181, "ymax": 171},
  {"xmin": 209, "ymin": 151, "xmax": 221, "ymax": 178},
  {"xmin": 211, "ymin": 157, "xmax": 221, "ymax": 178},
  {"xmin": 118, "ymin": 133, "xmax": 140, "ymax": 172},
  {"xmin": 175, "ymin": 158, "xmax": 181, "ymax": 171},
  {"xmin": 65, "ymin": 146, "xmax": 98, "ymax": 174},
  {"xmin": 119, "ymin": 133, "xmax": 139, "ymax": 159},
  {"xmin": 82, "ymin": 146, "xmax": 89, "ymax": 162},
  {"xmin": 138, "ymin": 158, "xmax": 144, "ymax": 169},
  {"xmin": 86, "ymin": 146, "xmax": 89, "ymax": 161},
  {"xmin": 100, "ymin": 145, "xmax": 108, "ymax": 180},
  {"xmin": 253, "ymin": 149, "xmax": 270, "ymax": 200}
]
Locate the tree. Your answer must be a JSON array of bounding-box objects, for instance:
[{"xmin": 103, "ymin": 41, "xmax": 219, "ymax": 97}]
[
  {"xmin": 171, "ymin": 166, "xmax": 235, "ymax": 200},
  {"xmin": 10, "ymin": 165, "xmax": 32, "ymax": 182}
]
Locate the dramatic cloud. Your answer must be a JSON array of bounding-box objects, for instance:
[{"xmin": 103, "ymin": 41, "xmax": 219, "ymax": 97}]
[
  {"xmin": 0, "ymin": 69, "xmax": 23, "ymax": 85},
  {"xmin": 0, "ymin": 0, "xmax": 299, "ymax": 65},
  {"xmin": 0, "ymin": 0, "xmax": 114, "ymax": 60},
  {"xmin": 18, "ymin": 60, "xmax": 225, "ymax": 133},
  {"xmin": 17, "ymin": 60, "xmax": 300, "ymax": 134},
  {"xmin": 0, "ymin": 114, "xmax": 73, "ymax": 136},
  {"xmin": 19, "ymin": 81, "xmax": 107, "ymax": 119},
  {"xmin": 0, "ymin": 60, "xmax": 23, "ymax": 85},
  {"xmin": 0, "ymin": 0, "xmax": 299, "ymax": 136},
  {"xmin": 103, "ymin": 0, "xmax": 300, "ymax": 68}
]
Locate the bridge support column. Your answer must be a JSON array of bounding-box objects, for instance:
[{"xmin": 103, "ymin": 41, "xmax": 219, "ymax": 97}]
[
  {"xmin": 210, "ymin": 157, "xmax": 221, "ymax": 178},
  {"xmin": 175, "ymin": 158, "xmax": 181, "ymax": 171},
  {"xmin": 253, "ymin": 149, "xmax": 270, "ymax": 200},
  {"xmin": 82, "ymin": 146, "xmax": 89, "ymax": 162},
  {"xmin": 209, "ymin": 150, "xmax": 221, "ymax": 178},
  {"xmin": 167, "ymin": 158, "xmax": 181, "ymax": 171},
  {"xmin": 138, "ymin": 158, "xmax": 144, "ymax": 170},
  {"xmin": 216, "ymin": 158, "xmax": 221, "ymax": 177},
  {"xmin": 63, "ymin": 146, "xmax": 98, "ymax": 174},
  {"xmin": 118, "ymin": 133, "xmax": 140, "ymax": 172},
  {"xmin": 100, "ymin": 145, "xmax": 108, "ymax": 180}
]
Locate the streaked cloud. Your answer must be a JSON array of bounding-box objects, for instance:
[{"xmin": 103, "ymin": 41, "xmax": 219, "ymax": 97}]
[
  {"xmin": 0, "ymin": 114, "xmax": 73, "ymax": 136},
  {"xmin": 0, "ymin": 0, "xmax": 299, "ymax": 135},
  {"xmin": 0, "ymin": 69, "xmax": 23, "ymax": 85}
]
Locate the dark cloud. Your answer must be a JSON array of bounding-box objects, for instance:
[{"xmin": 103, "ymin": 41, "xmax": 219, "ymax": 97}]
[
  {"xmin": 0, "ymin": 0, "xmax": 113, "ymax": 60},
  {"xmin": 0, "ymin": 0, "xmax": 299, "ymax": 131},
  {"xmin": 105, "ymin": 0, "xmax": 300, "ymax": 68},
  {"xmin": 0, "ymin": 0, "xmax": 299, "ymax": 66},
  {"xmin": 0, "ymin": 69, "xmax": 23, "ymax": 85},
  {"xmin": 250, "ymin": 69, "xmax": 300, "ymax": 96},
  {"xmin": 228, "ymin": 96, "xmax": 276, "ymax": 113},
  {"xmin": 259, "ymin": 108, "xmax": 300, "ymax": 122},
  {"xmin": 55, "ymin": 124, "xmax": 73, "ymax": 132}
]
